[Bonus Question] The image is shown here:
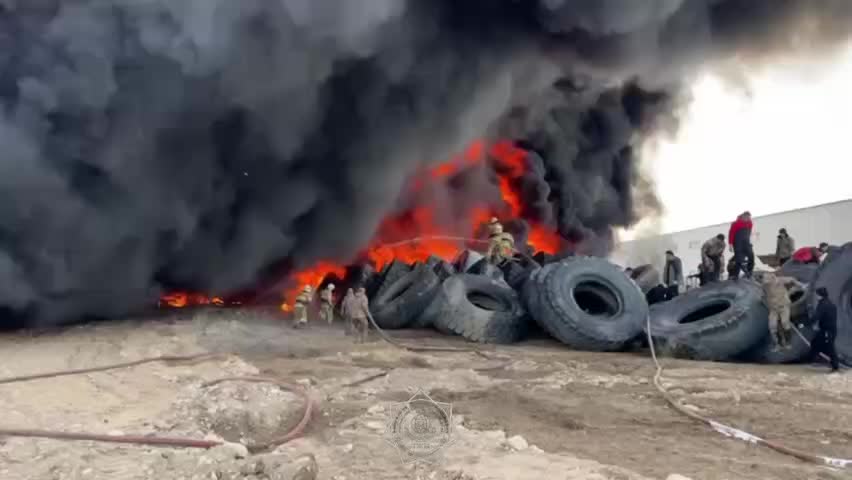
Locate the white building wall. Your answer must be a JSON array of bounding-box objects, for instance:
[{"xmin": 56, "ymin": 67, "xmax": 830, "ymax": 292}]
[{"xmin": 610, "ymin": 199, "xmax": 852, "ymax": 278}]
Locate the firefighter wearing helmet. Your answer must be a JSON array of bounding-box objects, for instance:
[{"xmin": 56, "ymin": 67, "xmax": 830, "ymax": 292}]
[
  {"xmin": 293, "ymin": 285, "xmax": 313, "ymax": 328},
  {"xmin": 319, "ymin": 283, "xmax": 336, "ymax": 324},
  {"xmin": 486, "ymin": 218, "xmax": 515, "ymax": 265}
]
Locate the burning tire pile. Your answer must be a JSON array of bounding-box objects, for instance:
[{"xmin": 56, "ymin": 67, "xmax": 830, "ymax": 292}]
[
  {"xmin": 354, "ymin": 242, "xmax": 852, "ymax": 367},
  {"xmin": 361, "ymin": 250, "xmax": 650, "ymax": 349}
]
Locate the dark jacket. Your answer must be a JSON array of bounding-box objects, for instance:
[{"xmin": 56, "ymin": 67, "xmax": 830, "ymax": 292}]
[
  {"xmin": 664, "ymin": 256, "xmax": 683, "ymax": 287},
  {"xmin": 814, "ymin": 297, "xmax": 838, "ymax": 336},
  {"xmin": 728, "ymin": 219, "xmax": 753, "ymax": 249}
]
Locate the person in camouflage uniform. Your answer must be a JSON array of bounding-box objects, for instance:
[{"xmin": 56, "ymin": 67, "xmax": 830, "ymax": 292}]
[
  {"xmin": 351, "ymin": 287, "xmax": 371, "ymax": 343},
  {"xmin": 759, "ymin": 272, "xmax": 802, "ymax": 351},
  {"xmin": 700, "ymin": 233, "xmax": 726, "ymax": 283},
  {"xmin": 486, "ymin": 218, "xmax": 515, "ymax": 265},
  {"xmin": 292, "ymin": 285, "xmax": 313, "ymax": 328},
  {"xmin": 341, "ymin": 288, "xmax": 355, "ymax": 335},
  {"xmin": 319, "ymin": 283, "xmax": 335, "ymax": 324}
]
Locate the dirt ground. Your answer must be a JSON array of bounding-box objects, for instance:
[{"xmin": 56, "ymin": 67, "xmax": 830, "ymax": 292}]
[{"xmin": 0, "ymin": 307, "xmax": 849, "ymax": 480}]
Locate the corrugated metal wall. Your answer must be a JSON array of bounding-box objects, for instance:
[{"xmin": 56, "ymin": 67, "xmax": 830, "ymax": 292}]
[{"xmin": 610, "ymin": 199, "xmax": 852, "ymax": 278}]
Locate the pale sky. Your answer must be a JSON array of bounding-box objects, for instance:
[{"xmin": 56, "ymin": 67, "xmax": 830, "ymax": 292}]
[{"xmin": 626, "ymin": 43, "xmax": 852, "ymax": 240}]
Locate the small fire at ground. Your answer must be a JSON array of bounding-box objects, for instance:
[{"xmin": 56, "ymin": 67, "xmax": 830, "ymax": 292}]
[
  {"xmin": 159, "ymin": 139, "xmax": 566, "ymax": 311},
  {"xmin": 158, "ymin": 292, "xmax": 225, "ymax": 309}
]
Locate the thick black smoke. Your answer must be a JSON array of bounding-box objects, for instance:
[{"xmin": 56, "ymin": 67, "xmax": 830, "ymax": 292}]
[{"xmin": 1, "ymin": 0, "xmax": 850, "ymax": 325}]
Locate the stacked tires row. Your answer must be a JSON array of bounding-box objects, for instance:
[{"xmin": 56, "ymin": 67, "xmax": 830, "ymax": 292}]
[
  {"xmin": 366, "ymin": 253, "xmax": 531, "ymax": 344},
  {"xmin": 364, "ymin": 243, "xmax": 852, "ymax": 365},
  {"xmin": 366, "ymin": 251, "xmax": 651, "ymax": 349}
]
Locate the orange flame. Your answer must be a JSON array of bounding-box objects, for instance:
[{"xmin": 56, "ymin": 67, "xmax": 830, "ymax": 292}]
[
  {"xmin": 161, "ymin": 139, "xmax": 563, "ymax": 312},
  {"xmin": 279, "ymin": 261, "xmax": 347, "ymax": 312},
  {"xmin": 159, "ymin": 292, "xmax": 225, "ymax": 309}
]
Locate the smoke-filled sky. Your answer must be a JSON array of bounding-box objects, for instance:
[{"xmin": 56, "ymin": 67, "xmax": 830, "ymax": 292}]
[
  {"xmin": 642, "ymin": 42, "xmax": 852, "ymax": 234},
  {"xmin": 3, "ymin": 0, "xmax": 852, "ymax": 326}
]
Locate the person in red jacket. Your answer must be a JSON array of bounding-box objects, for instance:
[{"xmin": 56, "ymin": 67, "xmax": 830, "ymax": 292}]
[
  {"xmin": 791, "ymin": 243, "xmax": 829, "ymax": 264},
  {"xmin": 728, "ymin": 211, "xmax": 754, "ymax": 280}
]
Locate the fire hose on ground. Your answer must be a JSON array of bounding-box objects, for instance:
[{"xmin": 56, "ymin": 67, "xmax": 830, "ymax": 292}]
[
  {"xmin": 0, "ymin": 235, "xmax": 848, "ymax": 471},
  {"xmin": 645, "ymin": 315, "xmax": 852, "ymax": 470}
]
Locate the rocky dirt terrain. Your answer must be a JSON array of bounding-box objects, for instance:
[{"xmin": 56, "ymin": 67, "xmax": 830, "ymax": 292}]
[{"xmin": 0, "ymin": 308, "xmax": 849, "ymax": 480}]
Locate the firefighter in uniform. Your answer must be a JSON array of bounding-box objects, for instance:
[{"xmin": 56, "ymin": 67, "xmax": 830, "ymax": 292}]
[
  {"xmin": 293, "ymin": 285, "xmax": 312, "ymax": 328},
  {"xmin": 486, "ymin": 218, "xmax": 515, "ymax": 265},
  {"xmin": 319, "ymin": 283, "xmax": 335, "ymax": 324}
]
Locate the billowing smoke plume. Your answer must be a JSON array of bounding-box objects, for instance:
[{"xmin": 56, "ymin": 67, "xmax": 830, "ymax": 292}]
[{"xmin": 1, "ymin": 0, "xmax": 851, "ymax": 325}]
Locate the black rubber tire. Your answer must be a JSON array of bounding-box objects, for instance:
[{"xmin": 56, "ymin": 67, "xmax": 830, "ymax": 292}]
[
  {"xmin": 371, "ymin": 260, "xmax": 411, "ymax": 299},
  {"xmin": 630, "ymin": 264, "xmax": 661, "ymax": 294},
  {"xmin": 370, "ymin": 265, "xmax": 440, "ymax": 329},
  {"xmin": 502, "ymin": 261, "xmax": 537, "ymax": 292},
  {"xmin": 648, "ymin": 280, "xmax": 767, "ymax": 361},
  {"xmin": 453, "ymin": 250, "xmax": 484, "ymax": 273},
  {"xmin": 425, "ymin": 255, "xmax": 443, "ymax": 268},
  {"xmin": 467, "ymin": 258, "xmax": 505, "ymax": 281},
  {"xmin": 806, "ymin": 242, "xmax": 852, "ymax": 364},
  {"xmin": 430, "ymin": 274, "xmax": 528, "ymax": 344},
  {"xmin": 531, "ymin": 257, "xmax": 648, "ymax": 351},
  {"xmin": 533, "ymin": 252, "xmax": 555, "ymax": 265},
  {"xmin": 433, "ymin": 260, "xmax": 455, "ymax": 281},
  {"xmin": 520, "ymin": 263, "xmax": 551, "ymax": 316},
  {"xmin": 779, "ymin": 261, "xmax": 819, "ymax": 285},
  {"xmin": 740, "ymin": 284, "xmax": 813, "ymax": 364}
]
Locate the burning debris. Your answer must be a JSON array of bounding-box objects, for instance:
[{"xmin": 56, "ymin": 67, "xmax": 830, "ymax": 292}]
[{"xmin": 1, "ymin": 1, "xmax": 852, "ymax": 326}]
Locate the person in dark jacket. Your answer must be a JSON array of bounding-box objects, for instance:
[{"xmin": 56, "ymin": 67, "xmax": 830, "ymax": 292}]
[
  {"xmin": 775, "ymin": 228, "xmax": 795, "ymax": 266},
  {"xmin": 728, "ymin": 211, "xmax": 754, "ymax": 280},
  {"xmin": 663, "ymin": 250, "xmax": 683, "ymax": 298},
  {"xmin": 807, "ymin": 287, "xmax": 839, "ymax": 372}
]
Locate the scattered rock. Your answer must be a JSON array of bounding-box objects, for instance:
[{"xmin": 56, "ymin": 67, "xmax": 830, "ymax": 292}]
[
  {"xmin": 481, "ymin": 430, "xmax": 506, "ymax": 442},
  {"xmin": 225, "ymin": 442, "xmax": 250, "ymax": 459},
  {"xmin": 666, "ymin": 475, "xmax": 694, "ymax": 480},
  {"xmin": 364, "ymin": 420, "xmax": 385, "ymax": 431},
  {"xmin": 342, "ymin": 443, "xmax": 354, "ymax": 453},
  {"xmin": 506, "ymin": 435, "xmax": 528, "ymax": 451}
]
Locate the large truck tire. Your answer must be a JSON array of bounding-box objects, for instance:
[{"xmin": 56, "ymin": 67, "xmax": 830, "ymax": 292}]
[
  {"xmin": 453, "ymin": 250, "xmax": 484, "ymax": 274},
  {"xmin": 370, "ymin": 260, "xmax": 411, "ymax": 299},
  {"xmin": 648, "ymin": 280, "xmax": 766, "ymax": 361},
  {"xmin": 370, "ymin": 265, "xmax": 440, "ymax": 330},
  {"xmin": 806, "ymin": 242, "xmax": 852, "ymax": 364},
  {"xmin": 430, "ymin": 274, "xmax": 528, "ymax": 344},
  {"xmin": 467, "ymin": 258, "xmax": 505, "ymax": 282},
  {"xmin": 740, "ymin": 284, "xmax": 814, "ymax": 364},
  {"xmin": 530, "ymin": 257, "xmax": 648, "ymax": 351},
  {"xmin": 779, "ymin": 261, "xmax": 819, "ymax": 285},
  {"xmin": 629, "ymin": 264, "xmax": 661, "ymax": 294}
]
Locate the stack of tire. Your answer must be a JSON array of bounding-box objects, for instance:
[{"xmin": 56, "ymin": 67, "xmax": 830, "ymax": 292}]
[
  {"xmin": 365, "ymin": 251, "xmax": 534, "ymax": 344},
  {"xmin": 367, "ymin": 252, "xmax": 653, "ymax": 350},
  {"xmin": 644, "ymin": 248, "xmax": 842, "ymax": 364}
]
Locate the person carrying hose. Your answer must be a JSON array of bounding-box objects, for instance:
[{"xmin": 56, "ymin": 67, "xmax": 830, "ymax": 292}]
[{"xmin": 486, "ymin": 217, "xmax": 515, "ymax": 266}]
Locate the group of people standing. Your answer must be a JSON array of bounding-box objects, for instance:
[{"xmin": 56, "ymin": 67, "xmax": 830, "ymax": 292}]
[
  {"xmin": 660, "ymin": 211, "xmax": 839, "ymax": 373},
  {"xmin": 695, "ymin": 211, "xmax": 754, "ymax": 285},
  {"xmin": 291, "ymin": 283, "xmax": 371, "ymax": 343}
]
